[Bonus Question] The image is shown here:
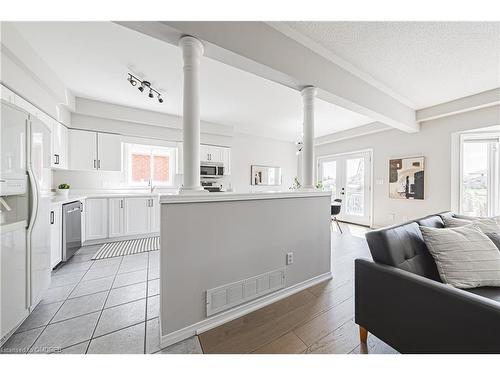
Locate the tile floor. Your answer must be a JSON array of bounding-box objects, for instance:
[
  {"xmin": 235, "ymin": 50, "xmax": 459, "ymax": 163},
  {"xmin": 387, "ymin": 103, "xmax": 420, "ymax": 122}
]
[
  {"xmin": 1, "ymin": 245, "xmax": 202, "ymax": 354},
  {"xmin": 2, "ymin": 223, "xmax": 375, "ymax": 355}
]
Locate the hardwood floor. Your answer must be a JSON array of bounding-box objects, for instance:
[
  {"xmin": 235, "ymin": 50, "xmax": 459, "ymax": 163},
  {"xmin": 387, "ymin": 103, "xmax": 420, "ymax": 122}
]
[{"xmin": 198, "ymin": 224, "xmax": 398, "ymax": 354}]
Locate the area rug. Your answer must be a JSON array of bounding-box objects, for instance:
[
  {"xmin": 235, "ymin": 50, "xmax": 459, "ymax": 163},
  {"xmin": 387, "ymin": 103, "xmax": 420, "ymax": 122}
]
[{"xmin": 91, "ymin": 236, "xmax": 160, "ymax": 260}]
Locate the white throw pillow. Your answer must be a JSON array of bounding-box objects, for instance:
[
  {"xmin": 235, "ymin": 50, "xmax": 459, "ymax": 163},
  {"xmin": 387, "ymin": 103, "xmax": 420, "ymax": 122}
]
[
  {"xmin": 472, "ymin": 218, "xmax": 500, "ymax": 250},
  {"xmin": 442, "ymin": 216, "xmax": 472, "ymax": 228},
  {"xmin": 420, "ymin": 224, "xmax": 500, "ymax": 289}
]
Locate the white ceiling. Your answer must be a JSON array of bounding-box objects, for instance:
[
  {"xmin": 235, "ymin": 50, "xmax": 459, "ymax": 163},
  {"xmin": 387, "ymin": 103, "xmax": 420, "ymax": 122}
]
[
  {"xmin": 12, "ymin": 21, "xmax": 373, "ymax": 142},
  {"xmin": 282, "ymin": 22, "xmax": 500, "ymax": 109}
]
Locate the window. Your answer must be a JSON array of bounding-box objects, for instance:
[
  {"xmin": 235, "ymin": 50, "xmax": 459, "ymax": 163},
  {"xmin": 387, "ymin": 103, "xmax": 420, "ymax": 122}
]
[
  {"xmin": 125, "ymin": 143, "xmax": 176, "ymax": 187},
  {"xmin": 460, "ymin": 133, "xmax": 499, "ymax": 217}
]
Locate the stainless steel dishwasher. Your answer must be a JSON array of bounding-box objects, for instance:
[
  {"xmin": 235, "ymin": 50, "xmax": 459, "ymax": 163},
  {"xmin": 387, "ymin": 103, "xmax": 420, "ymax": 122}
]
[{"xmin": 62, "ymin": 200, "xmax": 82, "ymax": 261}]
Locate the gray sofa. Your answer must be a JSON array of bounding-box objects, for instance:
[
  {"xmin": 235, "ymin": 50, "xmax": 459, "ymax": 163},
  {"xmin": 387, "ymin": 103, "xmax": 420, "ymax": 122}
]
[{"xmin": 354, "ymin": 212, "xmax": 500, "ymax": 353}]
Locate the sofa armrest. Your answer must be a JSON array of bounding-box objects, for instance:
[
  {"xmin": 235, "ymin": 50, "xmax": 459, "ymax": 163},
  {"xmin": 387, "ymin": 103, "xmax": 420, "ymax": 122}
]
[{"xmin": 355, "ymin": 258, "xmax": 500, "ymax": 353}]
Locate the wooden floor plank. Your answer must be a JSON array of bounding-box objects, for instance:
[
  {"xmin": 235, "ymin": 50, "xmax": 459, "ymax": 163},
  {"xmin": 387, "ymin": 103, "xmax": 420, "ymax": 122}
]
[
  {"xmin": 198, "ymin": 226, "xmax": 397, "ymax": 354},
  {"xmin": 252, "ymin": 332, "xmax": 307, "ymax": 354},
  {"xmin": 198, "ymin": 289, "xmax": 316, "ymax": 350},
  {"xmin": 293, "ymin": 297, "xmax": 354, "ymax": 347},
  {"xmin": 306, "ymin": 319, "xmax": 360, "ymax": 354}
]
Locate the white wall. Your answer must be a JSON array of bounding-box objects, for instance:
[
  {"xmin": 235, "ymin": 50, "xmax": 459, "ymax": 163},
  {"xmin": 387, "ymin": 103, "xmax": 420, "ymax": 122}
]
[
  {"xmin": 1, "ymin": 23, "xmax": 74, "ymax": 124},
  {"xmin": 316, "ymin": 105, "xmax": 500, "ymax": 227},
  {"xmin": 55, "ymin": 114, "xmax": 297, "ymax": 192},
  {"xmin": 230, "ymin": 132, "xmax": 297, "ymax": 192},
  {"xmin": 160, "ymin": 193, "xmax": 331, "ymax": 339}
]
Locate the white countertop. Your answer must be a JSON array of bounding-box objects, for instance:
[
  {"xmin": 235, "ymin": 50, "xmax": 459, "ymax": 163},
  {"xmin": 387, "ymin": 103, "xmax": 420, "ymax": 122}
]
[
  {"xmin": 159, "ymin": 190, "xmax": 331, "ymax": 204},
  {"xmin": 46, "ymin": 191, "xmax": 162, "ymax": 206}
]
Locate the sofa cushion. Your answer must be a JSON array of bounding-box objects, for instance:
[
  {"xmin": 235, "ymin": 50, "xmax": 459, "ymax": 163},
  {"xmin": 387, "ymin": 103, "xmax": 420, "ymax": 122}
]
[
  {"xmin": 365, "ymin": 219, "xmax": 441, "ymax": 281},
  {"xmin": 417, "ymin": 215, "xmax": 445, "ymax": 228},
  {"xmin": 468, "ymin": 287, "xmax": 500, "ymax": 303},
  {"xmin": 420, "ymin": 225, "xmax": 500, "ymax": 289}
]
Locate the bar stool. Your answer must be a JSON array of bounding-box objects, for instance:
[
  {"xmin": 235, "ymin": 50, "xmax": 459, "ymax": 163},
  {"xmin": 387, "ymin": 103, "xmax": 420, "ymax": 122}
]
[{"xmin": 331, "ymin": 199, "xmax": 342, "ymax": 233}]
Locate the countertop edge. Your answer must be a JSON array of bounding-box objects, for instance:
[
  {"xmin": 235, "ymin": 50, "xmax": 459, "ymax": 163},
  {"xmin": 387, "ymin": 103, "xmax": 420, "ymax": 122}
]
[{"xmin": 159, "ymin": 190, "xmax": 332, "ymax": 204}]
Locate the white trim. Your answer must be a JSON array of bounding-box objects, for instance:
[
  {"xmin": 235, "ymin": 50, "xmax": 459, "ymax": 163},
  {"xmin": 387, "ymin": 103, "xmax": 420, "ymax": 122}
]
[{"xmin": 159, "ymin": 271, "xmax": 332, "ymax": 348}]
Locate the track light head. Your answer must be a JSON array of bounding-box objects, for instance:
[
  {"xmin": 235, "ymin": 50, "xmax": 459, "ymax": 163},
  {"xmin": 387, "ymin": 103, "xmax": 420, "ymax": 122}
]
[
  {"xmin": 158, "ymin": 95, "xmax": 164, "ymax": 103},
  {"xmin": 138, "ymin": 85, "xmax": 144, "ymax": 92},
  {"xmin": 148, "ymin": 89, "xmax": 154, "ymax": 98},
  {"xmin": 128, "ymin": 76, "xmax": 137, "ymax": 86}
]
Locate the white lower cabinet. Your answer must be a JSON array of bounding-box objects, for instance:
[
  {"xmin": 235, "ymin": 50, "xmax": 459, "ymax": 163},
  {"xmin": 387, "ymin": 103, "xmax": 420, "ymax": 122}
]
[
  {"xmin": 50, "ymin": 204, "xmax": 62, "ymax": 269},
  {"xmin": 124, "ymin": 197, "xmax": 152, "ymax": 236},
  {"xmin": 108, "ymin": 198, "xmax": 125, "ymax": 238},
  {"xmin": 85, "ymin": 196, "xmax": 159, "ymax": 244},
  {"xmin": 149, "ymin": 198, "xmax": 160, "ymax": 233},
  {"xmin": 85, "ymin": 198, "xmax": 108, "ymax": 241}
]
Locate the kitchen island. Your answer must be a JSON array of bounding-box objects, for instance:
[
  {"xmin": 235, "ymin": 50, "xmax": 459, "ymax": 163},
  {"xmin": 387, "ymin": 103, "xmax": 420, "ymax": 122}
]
[{"xmin": 159, "ymin": 190, "xmax": 332, "ymax": 346}]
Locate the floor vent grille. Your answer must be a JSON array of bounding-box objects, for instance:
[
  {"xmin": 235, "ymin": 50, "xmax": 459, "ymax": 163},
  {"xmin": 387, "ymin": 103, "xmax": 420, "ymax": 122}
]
[{"xmin": 206, "ymin": 268, "xmax": 286, "ymax": 316}]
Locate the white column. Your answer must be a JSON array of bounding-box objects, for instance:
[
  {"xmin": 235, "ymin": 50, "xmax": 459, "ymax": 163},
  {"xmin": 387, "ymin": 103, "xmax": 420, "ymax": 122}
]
[
  {"xmin": 301, "ymin": 86, "xmax": 317, "ymax": 189},
  {"xmin": 179, "ymin": 36, "xmax": 206, "ymax": 193}
]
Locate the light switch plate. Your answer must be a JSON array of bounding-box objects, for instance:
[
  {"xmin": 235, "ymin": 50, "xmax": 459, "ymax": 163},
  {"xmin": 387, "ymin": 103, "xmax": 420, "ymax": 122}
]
[{"xmin": 286, "ymin": 252, "xmax": 294, "ymax": 265}]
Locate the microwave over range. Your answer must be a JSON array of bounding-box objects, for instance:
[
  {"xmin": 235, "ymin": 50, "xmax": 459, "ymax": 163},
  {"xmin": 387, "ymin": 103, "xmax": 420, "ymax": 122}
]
[{"xmin": 200, "ymin": 162, "xmax": 224, "ymax": 178}]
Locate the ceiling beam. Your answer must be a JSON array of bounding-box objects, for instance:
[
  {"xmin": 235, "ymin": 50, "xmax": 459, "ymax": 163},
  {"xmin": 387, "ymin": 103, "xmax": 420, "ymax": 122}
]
[
  {"xmin": 417, "ymin": 88, "xmax": 500, "ymax": 122},
  {"xmin": 116, "ymin": 21, "xmax": 419, "ymax": 133}
]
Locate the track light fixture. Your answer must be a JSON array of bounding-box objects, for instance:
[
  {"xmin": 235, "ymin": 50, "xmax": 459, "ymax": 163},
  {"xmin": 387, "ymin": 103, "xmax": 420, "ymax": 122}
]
[{"xmin": 127, "ymin": 73, "xmax": 164, "ymax": 103}]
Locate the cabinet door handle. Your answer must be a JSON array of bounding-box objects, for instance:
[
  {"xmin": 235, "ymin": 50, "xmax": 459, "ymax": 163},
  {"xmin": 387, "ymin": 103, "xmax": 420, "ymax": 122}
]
[
  {"xmin": 50, "ymin": 211, "xmax": 54, "ymax": 224},
  {"xmin": 98, "ymin": 160, "xmax": 101, "ymax": 169},
  {"xmin": 120, "ymin": 200, "xmax": 123, "ymax": 209},
  {"xmin": 56, "ymin": 154, "xmax": 60, "ymax": 164},
  {"xmin": 93, "ymin": 159, "xmax": 97, "ymax": 169}
]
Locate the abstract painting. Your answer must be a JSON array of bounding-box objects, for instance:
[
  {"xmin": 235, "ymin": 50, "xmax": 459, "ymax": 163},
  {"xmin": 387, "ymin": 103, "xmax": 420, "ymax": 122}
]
[{"xmin": 389, "ymin": 157, "xmax": 425, "ymax": 200}]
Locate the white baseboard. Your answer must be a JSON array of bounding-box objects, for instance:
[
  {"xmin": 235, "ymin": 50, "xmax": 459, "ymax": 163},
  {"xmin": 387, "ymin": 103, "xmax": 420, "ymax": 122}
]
[{"xmin": 159, "ymin": 271, "xmax": 332, "ymax": 348}]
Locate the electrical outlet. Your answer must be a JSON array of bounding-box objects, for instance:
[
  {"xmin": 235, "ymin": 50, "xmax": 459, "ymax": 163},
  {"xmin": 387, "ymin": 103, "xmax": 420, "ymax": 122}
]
[{"xmin": 286, "ymin": 252, "xmax": 294, "ymax": 265}]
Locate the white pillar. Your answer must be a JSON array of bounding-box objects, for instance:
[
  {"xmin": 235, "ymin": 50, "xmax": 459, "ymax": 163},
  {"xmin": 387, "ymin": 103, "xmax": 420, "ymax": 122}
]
[
  {"xmin": 179, "ymin": 36, "xmax": 206, "ymax": 193},
  {"xmin": 301, "ymin": 86, "xmax": 317, "ymax": 189}
]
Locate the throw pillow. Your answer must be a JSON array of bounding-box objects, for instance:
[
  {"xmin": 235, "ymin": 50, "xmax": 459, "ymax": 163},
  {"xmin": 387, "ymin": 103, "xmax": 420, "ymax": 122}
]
[
  {"xmin": 472, "ymin": 218, "xmax": 500, "ymax": 250},
  {"xmin": 442, "ymin": 216, "xmax": 472, "ymax": 228},
  {"xmin": 420, "ymin": 224, "xmax": 500, "ymax": 289}
]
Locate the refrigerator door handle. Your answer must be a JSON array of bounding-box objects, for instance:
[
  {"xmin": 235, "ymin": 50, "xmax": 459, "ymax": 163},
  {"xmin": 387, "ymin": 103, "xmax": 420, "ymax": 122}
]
[{"xmin": 50, "ymin": 211, "xmax": 54, "ymax": 224}]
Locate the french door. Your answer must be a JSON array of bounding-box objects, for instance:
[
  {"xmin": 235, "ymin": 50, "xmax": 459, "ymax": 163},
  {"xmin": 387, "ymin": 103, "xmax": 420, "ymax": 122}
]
[{"xmin": 318, "ymin": 150, "xmax": 372, "ymax": 226}]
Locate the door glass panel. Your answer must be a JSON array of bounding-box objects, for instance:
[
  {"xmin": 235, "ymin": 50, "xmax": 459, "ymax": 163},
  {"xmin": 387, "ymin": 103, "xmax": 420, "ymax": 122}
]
[
  {"xmin": 462, "ymin": 142, "xmax": 489, "ymax": 217},
  {"xmin": 320, "ymin": 161, "xmax": 337, "ymax": 200},
  {"xmin": 345, "ymin": 158, "xmax": 365, "ymax": 216}
]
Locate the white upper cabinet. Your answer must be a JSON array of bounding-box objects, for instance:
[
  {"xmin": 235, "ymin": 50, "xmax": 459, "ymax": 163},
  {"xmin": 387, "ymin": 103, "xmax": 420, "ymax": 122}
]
[
  {"xmin": 97, "ymin": 132, "xmax": 122, "ymax": 171},
  {"xmin": 69, "ymin": 129, "xmax": 97, "ymax": 170},
  {"xmin": 51, "ymin": 121, "xmax": 68, "ymax": 169},
  {"xmin": 68, "ymin": 129, "xmax": 121, "ymax": 171},
  {"xmin": 222, "ymin": 148, "xmax": 231, "ymax": 175},
  {"xmin": 200, "ymin": 144, "xmax": 210, "ymax": 163},
  {"xmin": 200, "ymin": 144, "xmax": 226, "ymax": 163}
]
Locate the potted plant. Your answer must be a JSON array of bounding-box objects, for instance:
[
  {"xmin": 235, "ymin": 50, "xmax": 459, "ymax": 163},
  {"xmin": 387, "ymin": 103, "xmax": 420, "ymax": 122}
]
[{"xmin": 57, "ymin": 183, "xmax": 70, "ymax": 197}]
